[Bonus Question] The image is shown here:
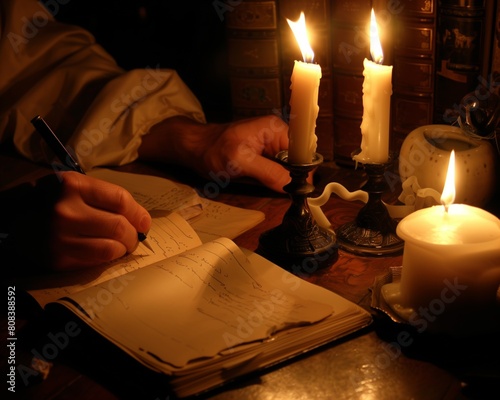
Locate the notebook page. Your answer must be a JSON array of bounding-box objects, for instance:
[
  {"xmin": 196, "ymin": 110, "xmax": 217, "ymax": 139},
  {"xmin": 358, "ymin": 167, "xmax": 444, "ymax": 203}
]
[
  {"xmin": 23, "ymin": 213, "xmax": 202, "ymax": 307},
  {"xmin": 58, "ymin": 238, "xmax": 334, "ymax": 368},
  {"xmin": 88, "ymin": 168, "xmax": 202, "ymax": 220}
]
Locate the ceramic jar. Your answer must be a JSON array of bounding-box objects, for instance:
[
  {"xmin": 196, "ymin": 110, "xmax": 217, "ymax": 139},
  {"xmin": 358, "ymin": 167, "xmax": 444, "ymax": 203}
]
[{"xmin": 398, "ymin": 125, "xmax": 496, "ymax": 207}]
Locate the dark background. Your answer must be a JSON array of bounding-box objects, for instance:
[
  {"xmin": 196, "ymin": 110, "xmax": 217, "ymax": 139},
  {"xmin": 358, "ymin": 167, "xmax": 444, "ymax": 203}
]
[{"xmin": 44, "ymin": 0, "xmax": 233, "ymax": 122}]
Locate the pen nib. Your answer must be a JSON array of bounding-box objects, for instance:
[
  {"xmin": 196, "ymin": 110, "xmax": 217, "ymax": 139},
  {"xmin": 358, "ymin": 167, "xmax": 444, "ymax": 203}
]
[
  {"xmin": 141, "ymin": 239, "xmax": 155, "ymax": 253},
  {"xmin": 138, "ymin": 232, "xmax": 155, "ymax": 253}
]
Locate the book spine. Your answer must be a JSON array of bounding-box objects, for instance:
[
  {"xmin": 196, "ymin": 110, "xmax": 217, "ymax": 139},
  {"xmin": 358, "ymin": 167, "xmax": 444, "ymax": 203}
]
[
  {"xmin": 278, "ymin": 0, "xmax": 333, "ymax": 160},
  {"xmin": 387, "ymin": 0, "xmax": 438, "ymax": 153},
  {"xmin": 434, "ymin": 0, "xmax": 493, "ymax": 126},
  {"xmin": 331, "ymin": 0, "xmax": 372, "ymax": 166},
  {"xmin": 225, "ymin": 1, "xmax": 283, "ymax": 119},
  {"xmin": 489, "ymin": 1, "xmax": 500, "ymax": 81}
]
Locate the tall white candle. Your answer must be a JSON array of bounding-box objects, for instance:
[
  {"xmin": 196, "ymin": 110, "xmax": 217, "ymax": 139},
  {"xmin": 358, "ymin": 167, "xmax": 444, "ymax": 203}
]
[
  {"xmin": 393, "ymin": 151, "xmax": 500, "ymax": 334},
  {"xmin": 287, "ymin": 12, "xmax": 321, "ymax": 164},
  {"xmin": 354, "ymin": 9, "xmax": 392, "ymax": 164}
]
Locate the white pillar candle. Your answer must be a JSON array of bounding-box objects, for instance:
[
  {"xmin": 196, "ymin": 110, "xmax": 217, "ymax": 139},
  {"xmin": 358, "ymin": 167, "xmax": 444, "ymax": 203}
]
[
  {"xmin": 288, "ymin": 60, "xmax": 321, "ymax": 164},
  {"xmin": 396, "ymin": 204, "xmax": 500, "ymax": 333},
  {"xmin": 353, "ymin": 9, "xmax": 392, "ymax": 164},
  {"xmin": 287, "ymin": 12, "xmax": 321, "ymax": 164},
  {"xmin": 394, "ymin": 151, "xmax": 500, "ymax": 334}
]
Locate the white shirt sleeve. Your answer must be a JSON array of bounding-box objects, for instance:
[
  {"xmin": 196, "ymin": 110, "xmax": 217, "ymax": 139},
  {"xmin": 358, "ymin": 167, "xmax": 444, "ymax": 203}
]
[{"xmin": 0, "ymin": 0, "xmax": 205, "ymax": 170}]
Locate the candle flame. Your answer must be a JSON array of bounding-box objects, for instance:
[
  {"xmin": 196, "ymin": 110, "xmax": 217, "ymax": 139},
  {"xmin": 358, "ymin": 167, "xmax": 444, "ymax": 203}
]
[
  {"xmin": 369, "ymin": 8, "xmax": 384, "ymax": 64},
  {"xmin": 287, "ymin": 12, "xmax": 315, "ymax": 63},
  {"xmin": 441, "ymin": 150, "xmax": 456, "ymax": 212}
]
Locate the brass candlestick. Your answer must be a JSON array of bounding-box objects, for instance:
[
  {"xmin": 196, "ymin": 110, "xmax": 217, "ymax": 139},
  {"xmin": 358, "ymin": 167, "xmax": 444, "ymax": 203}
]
[
  {"xmin": 336, "ymin": 154, "xmax": 404, "ymax": 256},
  {"xmin": 258, "ymin": 150, "xmax": 338, "ymax": 275}
]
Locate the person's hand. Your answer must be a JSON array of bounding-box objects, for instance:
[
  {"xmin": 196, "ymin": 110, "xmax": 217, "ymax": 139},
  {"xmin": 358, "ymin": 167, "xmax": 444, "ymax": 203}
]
[
  {"xmin": 195, "ymin": 115, "xmax": 291, "ymax": 192},
  {"xmin": 35, "ymin": 172, "xmax": 151, "ymax": 271},
  {"xmin": 139, "ymin": 115, "xmax": 291, "ymax": 192}
]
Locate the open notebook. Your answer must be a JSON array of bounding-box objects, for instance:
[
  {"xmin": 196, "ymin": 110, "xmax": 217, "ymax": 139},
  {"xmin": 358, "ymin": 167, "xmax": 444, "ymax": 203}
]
[
  {"xmin": 87, "ymin": 168, "xmax": 265, "ymax": 242},
  {"xmin": 16, "ymin": 171, "xmax": 372, "ymax": 397}
]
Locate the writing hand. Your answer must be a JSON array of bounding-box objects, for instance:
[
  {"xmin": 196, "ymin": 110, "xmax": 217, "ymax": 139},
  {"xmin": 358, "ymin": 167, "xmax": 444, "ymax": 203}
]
[{"xmin": 45, "ymin": 172, "xmax": 151, "ymax": 270}]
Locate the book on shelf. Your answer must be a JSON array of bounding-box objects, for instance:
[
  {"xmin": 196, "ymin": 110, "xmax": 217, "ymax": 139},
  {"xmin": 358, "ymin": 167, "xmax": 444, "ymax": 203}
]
[
  {"xmin": 225, "ymin": 0, "xmax": 283, "ymax": 120},
  {"xmin": 490, "ymin": 0, "xmax": 500, "ymax": 80},
  {"xmin": 434, "ymin": 0, "xmax": 495, "ymax": 126},
  {"xmin": 484, "ymin": 1, "xmax": 500, "ymax": 184},
  {"xmin": 330, "ymin": 0, "xmax": 371, "ymax": 165},
  {"xmin": 376, "ymin": 0, "xmax": 497, "ymax": 153},
  {"xmin": 12, "ymin": 169, "xmax": 372, "ymax": 398},
  {"xmin": 386, "ymin": 0, "xmax": 438, "ymax": 152}
]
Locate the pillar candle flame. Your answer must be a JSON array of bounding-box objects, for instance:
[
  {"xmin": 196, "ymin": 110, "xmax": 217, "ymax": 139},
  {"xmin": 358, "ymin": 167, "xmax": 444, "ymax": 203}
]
[
  {"xmin": 285, "ymin": 11, "xmax": 321, "ymax": 164},
  {"xmin": 287, "ymin": 12, "xmax": 315, "ymax": 63},
  {"xmin": 369, "ymin": 8, "xmax": 384, "ymax": 64},
  {"xmin": 441, "ymin": 150, "xmax": 456, "ymax": 211}
]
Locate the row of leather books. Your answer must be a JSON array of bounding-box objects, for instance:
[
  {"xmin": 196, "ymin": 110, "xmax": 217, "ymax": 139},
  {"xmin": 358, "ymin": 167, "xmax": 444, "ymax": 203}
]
[{"xmin": 224, "ymin": 0, "xmax": 498, "ymax": 165}]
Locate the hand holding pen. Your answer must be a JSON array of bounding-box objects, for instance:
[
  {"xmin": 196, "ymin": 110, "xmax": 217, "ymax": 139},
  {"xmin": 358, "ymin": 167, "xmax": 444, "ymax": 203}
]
[{"xmin": 30, "ymin": 115, "xmax": 153, "ymax": 270}]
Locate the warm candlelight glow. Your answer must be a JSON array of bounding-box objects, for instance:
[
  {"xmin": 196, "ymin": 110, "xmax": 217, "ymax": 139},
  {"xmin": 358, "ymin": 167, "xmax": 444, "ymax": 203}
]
[
  {"xmin": 286, "ymin": 11, "xmax": 321, "ymax": 164},
  {"xmin": 287, "ymin": 12, "xmax": 315, "ymax": 63},
  {"xmin": 394, "ymin": 150, "xmax": 500, "ymax": 334},
  {"xmin": 353, "ymin": 8, "xmax": 392, "ymax": 164},
  {"xmin": 441, "ymin": 150, "xmax": 456, "ymax": 210},
  {"xmin": 369, "ymin": 8, "xmax": 384, "ymax": 64}
]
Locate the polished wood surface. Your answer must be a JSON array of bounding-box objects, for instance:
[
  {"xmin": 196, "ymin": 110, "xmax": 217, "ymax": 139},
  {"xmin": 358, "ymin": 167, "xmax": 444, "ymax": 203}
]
[{"xmin": 2, "ymin": 148, "xmax": 499, "ymax": 400}]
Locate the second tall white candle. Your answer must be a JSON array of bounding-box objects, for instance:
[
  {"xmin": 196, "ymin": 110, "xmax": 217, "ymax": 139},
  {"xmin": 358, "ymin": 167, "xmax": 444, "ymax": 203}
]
[{"xmin": 353, "ymin": 58, "xmax": 392, "ymax": 164}]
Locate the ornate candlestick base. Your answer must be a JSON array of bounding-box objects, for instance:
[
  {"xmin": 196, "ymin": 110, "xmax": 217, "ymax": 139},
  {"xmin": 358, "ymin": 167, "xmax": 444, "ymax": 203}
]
[
  {"xmin": 258, "ymin": 151, "xmax": 338, "ymax": 274},
  {"xmin": 336, "ymin": 158, "xmax": 404, "ymax": 256}
]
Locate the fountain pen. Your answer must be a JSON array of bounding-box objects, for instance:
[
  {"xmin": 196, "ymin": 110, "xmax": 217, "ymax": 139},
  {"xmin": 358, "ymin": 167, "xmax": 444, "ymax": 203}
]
[{"xmin": 30, "ymin": 115, "xmax": 154, "ymax": 253}]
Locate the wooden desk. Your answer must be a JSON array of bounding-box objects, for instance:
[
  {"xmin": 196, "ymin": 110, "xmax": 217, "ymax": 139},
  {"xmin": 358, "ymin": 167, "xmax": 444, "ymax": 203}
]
[{"xmin": 2, "ymin": 151, "xmax": 499, "ymax": 400}]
